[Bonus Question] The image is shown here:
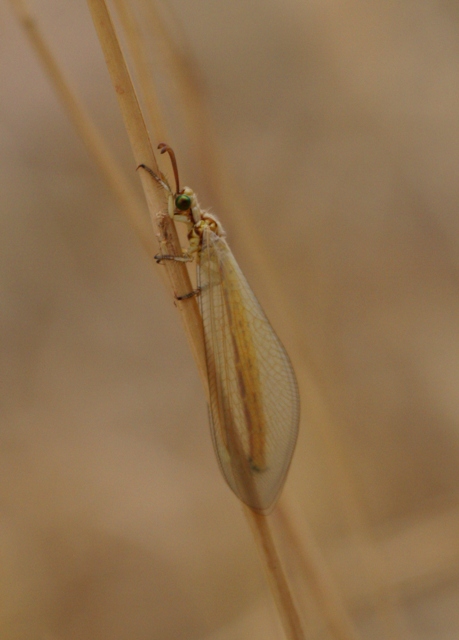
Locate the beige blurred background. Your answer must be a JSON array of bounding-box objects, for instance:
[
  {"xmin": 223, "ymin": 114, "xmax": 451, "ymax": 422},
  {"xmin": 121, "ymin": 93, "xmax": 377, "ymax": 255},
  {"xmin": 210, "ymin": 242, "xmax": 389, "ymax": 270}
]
[{"xmin": 2, "ymin": 0, "xmax": 459, "ymax": 638}]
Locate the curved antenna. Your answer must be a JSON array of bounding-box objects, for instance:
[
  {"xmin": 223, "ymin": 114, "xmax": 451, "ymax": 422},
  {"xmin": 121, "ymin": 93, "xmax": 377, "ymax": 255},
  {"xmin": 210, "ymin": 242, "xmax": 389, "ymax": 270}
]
[
  {"xmin": 136, "ymin": 163, "xmax": 171, "ymax": 193},
  {"xmin": 158, "ymin": 143, "xmax": 181, "ymax": 194}
]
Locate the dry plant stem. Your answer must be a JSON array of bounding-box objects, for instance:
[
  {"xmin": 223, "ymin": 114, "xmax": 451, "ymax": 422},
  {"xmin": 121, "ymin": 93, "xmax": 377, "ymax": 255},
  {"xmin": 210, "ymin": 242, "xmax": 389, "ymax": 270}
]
[
  {"xmin": 86, "ymin": 0, "xmax": 159, "ymax": 178},
  {"xmin": 8, "ymin": 0, "xmax": 157, "ymax": 261},
  {"xmin": 275, "ymin": 499, "xmax": 362, "ymax": 640},
  {"xmin": 156, "ymin": 213, "xmax": 207, "ymax": 384},
  {"xmin": 86, "ymin": 0, "xmax": 207, "ymax": 384},
  {"xmin": 245, "ymin": 507, "xmax": 305, "ymax": 640},
  {"xmin": 110, "ymin": 0, "xmax": 167, "ymax": 141}
]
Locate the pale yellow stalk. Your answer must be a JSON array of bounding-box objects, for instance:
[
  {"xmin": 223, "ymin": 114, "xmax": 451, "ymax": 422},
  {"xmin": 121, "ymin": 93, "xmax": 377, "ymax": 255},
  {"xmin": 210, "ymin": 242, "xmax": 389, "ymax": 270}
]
[
  {"xmin": 275, "ymin": 499, "xmax": 361, "ymax": 640},
  {"xmin": 86, "ymin": 0, "xmax": 207, "ymax": 383},
  {"xmin": 7, "ymin": 0, "xmax": 157, "ymax": 262},
  {"xmin": 110, "ymin": 0, "xmax": 167, "ymax": 141}
]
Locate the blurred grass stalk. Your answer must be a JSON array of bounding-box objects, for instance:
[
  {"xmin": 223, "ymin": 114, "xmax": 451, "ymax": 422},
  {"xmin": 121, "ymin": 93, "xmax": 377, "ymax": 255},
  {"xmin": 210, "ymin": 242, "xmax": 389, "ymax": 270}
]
[
  {"xmin": 8, "ymin": 0, "xmax": 366, "ymax": 638},
  {"xmin": 7, "ymin": 0, "xmax": 158, "ymax": 261}
]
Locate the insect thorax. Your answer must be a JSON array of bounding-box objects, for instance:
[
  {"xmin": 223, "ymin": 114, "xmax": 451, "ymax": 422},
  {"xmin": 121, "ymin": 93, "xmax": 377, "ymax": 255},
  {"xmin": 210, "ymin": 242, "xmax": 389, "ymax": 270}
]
[{"xmin": 170, "ymin": 186, "xmax": 225, "ymax": 257}]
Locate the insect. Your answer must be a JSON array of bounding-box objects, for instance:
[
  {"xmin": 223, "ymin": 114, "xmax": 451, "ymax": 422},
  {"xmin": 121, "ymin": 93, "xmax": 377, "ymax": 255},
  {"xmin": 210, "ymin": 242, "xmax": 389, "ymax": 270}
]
[{"xmin": 140, "ymin": 144, "xmax": 300, "ymax": 511}]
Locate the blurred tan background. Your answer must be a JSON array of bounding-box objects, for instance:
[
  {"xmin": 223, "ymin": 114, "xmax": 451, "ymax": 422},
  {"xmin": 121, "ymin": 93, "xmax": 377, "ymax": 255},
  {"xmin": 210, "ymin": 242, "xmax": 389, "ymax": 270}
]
[{"xmin": 1, "ymin": 0, "xmax": 459, "ymax": 638}]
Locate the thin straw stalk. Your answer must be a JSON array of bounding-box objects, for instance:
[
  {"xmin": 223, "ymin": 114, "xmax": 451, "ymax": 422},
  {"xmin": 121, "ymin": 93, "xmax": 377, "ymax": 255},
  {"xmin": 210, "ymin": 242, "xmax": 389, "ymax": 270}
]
[
  {"xmin": 110, "ymin": 0, "xmax": 167, "ymax": 141},
  {"xmin": 86, "ymin": 0, "xmax": 207, "ymax": 384},
  {"xmin": 275, "ymin": 500, "xmax": 361, "ymax": 640},
  {"xmin": 8, "ymin": 0, "xmax": 157, "ymax": 261},
  {"xmin": 246, "ymin": 507, "xmax": 305, "ymax": 640}
]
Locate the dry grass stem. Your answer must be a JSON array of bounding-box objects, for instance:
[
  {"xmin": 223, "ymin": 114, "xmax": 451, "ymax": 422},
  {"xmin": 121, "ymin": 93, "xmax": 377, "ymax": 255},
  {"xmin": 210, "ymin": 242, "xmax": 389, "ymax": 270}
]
[
  {"xmin": 275, "ymin": 499, "xmax": 362, "ymax": 640},
  {"xmin": 8, "ymin": 0, "xmax": 158, "ymax": 261},
  {"xmin": 85, "ymin": 0, "xmax": 159, "ymax": 177},
  {"xmin": 245, "ymin": 507, "xmax": 305, "ymax": 640},
  {"xmin": 155, "ymin": 212, "xmax": 207, "ymax": 386},
  {"xmin": 86, "ymin": 0, "xmax": 208, "ymax": 385},
  {"xmin": 110, "ymin": 0, "xmax": 167, "ymax": 141}
]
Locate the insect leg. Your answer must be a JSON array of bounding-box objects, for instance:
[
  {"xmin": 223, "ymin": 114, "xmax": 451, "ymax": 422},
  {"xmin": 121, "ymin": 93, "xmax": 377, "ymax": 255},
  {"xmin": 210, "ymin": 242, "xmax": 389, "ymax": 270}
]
[
  {"xmin": 154, "ymin": 253, "xmax": 194, "ymax": 264},
  {"xmin": 176, "ymin": 288, "xmax": 201, "ymax": 301}
]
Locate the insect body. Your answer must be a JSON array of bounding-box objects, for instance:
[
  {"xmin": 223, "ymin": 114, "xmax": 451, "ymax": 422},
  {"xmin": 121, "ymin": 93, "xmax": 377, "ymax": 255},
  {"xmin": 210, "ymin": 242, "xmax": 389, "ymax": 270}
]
[{"xmin": 141, "ymin": 145, "xmax": 300, "ymax": 511}]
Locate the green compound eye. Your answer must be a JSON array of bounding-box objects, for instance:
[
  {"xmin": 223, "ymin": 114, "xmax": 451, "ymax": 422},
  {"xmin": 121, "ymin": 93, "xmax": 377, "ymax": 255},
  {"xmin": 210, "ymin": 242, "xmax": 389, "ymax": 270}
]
[{"xmin": 175, "ymin": 194, "xmax": 192, "ymax": 211}]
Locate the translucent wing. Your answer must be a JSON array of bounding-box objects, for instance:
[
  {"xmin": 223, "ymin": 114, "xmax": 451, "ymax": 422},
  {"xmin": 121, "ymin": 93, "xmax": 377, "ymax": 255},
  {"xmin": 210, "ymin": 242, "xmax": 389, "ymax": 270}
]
[{"xmin": 198, "ymin": 227, "xmax": 300, "ymax": 511}]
